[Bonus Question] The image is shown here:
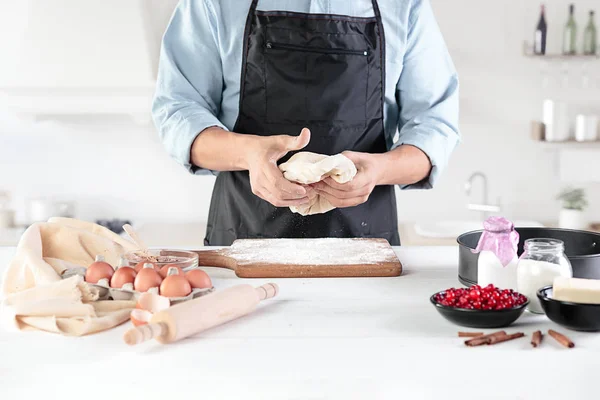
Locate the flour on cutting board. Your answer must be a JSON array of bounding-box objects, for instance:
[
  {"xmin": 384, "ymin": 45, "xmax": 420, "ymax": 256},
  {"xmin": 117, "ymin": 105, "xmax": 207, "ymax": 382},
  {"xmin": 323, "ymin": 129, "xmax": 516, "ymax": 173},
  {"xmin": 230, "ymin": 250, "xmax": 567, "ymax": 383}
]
[{"xmin": 225, "ymin": 238, "xmax": 397, "ymax": 265}]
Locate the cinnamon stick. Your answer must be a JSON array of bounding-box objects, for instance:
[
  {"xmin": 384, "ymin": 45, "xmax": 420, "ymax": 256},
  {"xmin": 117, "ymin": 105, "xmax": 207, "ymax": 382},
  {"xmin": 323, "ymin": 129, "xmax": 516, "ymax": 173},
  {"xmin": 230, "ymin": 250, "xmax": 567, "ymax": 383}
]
[
  {"xmin": 548, "ymin": 329, "xmax": 575, "ymax": 348},
  {"xmin": 531, "ymin": 330, "xmax": 543, "ymax": 348},
  {"xmin": 458, "ymin": 332, "xmax": 484, "ymax": 338},
  {"xmin": 464, "ymin": 330, "xmax": 507, "ymax": 346},
  {"xmin": 488, "ymin": 332, "xmax": 525, "ymax": 345}
]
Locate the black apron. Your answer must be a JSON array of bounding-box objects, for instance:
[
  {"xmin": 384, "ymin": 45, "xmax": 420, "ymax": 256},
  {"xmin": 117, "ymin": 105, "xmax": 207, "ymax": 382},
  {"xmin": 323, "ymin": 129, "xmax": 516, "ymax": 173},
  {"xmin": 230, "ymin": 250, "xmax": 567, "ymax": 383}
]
[{"xmin": 204, "ymin": 0, "xmax": 400, "ymax": 246}]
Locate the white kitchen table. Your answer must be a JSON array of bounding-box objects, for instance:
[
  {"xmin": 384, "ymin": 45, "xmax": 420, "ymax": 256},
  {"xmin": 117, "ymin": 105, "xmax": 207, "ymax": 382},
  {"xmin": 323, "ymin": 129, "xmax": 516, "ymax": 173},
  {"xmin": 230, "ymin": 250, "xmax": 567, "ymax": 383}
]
[{"xmin": 0, "ymin": 245, "xmax": 597, "ymax": 400}]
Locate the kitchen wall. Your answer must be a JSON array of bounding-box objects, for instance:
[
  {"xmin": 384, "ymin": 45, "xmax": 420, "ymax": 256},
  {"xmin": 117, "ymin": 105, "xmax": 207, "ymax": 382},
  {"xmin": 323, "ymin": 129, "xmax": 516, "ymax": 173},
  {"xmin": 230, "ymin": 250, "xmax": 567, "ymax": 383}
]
[
  {"xmin": 0, "ymin": 0, "xmax": 599, "ymax": 231},
  {"xmin": 419, "ymin": 0, "xmax": 600, "ymax": 224}
]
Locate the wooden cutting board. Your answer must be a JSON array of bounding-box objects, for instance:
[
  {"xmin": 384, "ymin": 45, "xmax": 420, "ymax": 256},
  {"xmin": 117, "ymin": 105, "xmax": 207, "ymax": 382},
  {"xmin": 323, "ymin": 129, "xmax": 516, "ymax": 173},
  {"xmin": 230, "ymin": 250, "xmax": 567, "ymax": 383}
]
[{"xmin": 192, "ymin": 238, "xmax": 402, "ymax": 278}]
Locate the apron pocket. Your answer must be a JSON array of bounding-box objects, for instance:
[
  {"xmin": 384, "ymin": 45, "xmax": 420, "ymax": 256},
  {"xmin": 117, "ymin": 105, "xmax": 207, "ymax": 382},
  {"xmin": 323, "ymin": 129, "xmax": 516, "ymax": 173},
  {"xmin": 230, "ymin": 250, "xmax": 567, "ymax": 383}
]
[{"xmin": 264, "ymin": 41, "xmax": 369, "ymax": 128}]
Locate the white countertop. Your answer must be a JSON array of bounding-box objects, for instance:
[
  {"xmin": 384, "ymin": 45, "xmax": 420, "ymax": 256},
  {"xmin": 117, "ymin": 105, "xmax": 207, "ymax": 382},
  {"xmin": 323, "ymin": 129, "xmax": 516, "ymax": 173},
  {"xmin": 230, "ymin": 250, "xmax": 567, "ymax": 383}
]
[{"xmin": 0, "ymin": 245, "xmax": 597, "ymax": 400}]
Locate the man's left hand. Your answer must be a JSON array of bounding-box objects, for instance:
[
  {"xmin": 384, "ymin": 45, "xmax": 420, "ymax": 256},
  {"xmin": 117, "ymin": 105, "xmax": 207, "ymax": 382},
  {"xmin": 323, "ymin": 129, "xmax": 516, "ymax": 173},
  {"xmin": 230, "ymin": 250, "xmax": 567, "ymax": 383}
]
[{"xmin": 312, "ymin": 151, "xmax": 384, "ymax": 208}]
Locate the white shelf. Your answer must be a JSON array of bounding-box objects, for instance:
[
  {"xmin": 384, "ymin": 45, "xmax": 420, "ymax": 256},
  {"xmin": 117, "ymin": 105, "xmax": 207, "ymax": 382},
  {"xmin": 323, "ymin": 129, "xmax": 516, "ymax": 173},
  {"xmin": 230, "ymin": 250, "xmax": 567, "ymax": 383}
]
[
  {"xmin": 522, "ymin": 41, "xmax": 599, "ymax": 60},
  {"xmin": 525, "ymin": 53, "xmax": 600, "ymax": 61},
  {"xmin": 534, "ymin": 140, "xmax": 600, "ymax": 149}
]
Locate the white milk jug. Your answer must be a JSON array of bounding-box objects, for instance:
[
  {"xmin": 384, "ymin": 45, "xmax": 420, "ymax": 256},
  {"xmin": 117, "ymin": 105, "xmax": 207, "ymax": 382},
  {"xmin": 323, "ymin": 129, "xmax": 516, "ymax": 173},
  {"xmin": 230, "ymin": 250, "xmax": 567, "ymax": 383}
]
[{"xmin": 472, "ymin": 217, "xmax": 520, "ymax": 290}]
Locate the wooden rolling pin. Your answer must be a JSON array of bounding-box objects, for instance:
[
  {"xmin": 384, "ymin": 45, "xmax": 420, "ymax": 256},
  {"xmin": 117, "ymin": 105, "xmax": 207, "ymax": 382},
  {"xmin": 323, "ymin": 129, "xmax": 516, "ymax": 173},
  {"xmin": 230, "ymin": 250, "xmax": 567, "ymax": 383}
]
[{"xmin": 123, "ymin": 283, "xmax": 279, "ymax": 345}]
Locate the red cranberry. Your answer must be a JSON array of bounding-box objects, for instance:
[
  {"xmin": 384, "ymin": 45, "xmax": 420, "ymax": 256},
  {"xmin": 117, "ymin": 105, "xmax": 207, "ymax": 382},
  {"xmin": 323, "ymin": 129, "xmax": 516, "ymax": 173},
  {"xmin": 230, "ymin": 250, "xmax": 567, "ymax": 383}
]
[{"xmin": 436, "ymin": 285, "xmax": 526, "ymax": 310}]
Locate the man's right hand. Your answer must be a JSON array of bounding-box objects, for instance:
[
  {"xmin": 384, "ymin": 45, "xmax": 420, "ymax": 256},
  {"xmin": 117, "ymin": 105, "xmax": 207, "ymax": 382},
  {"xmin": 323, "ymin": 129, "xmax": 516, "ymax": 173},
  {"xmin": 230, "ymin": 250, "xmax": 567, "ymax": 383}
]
[{"xmin": 244, "ymin": 128, "xmax": 313, "ymax": 207}]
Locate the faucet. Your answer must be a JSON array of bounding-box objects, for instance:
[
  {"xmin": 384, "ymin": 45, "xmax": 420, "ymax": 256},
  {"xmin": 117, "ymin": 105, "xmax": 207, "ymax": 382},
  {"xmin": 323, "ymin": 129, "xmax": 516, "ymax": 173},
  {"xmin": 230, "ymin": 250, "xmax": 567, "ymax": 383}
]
[{"xmin": 465, "ymin": 172, "xmax": 501, "ymax": 220}]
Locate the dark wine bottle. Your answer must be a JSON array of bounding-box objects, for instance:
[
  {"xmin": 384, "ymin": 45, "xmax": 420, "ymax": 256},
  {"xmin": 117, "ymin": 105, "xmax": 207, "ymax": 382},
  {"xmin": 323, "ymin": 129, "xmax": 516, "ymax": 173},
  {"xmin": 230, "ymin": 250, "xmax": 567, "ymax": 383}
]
[{"xmin": 534, "ymin": 4, "xmax": 548, "ymax": 55}]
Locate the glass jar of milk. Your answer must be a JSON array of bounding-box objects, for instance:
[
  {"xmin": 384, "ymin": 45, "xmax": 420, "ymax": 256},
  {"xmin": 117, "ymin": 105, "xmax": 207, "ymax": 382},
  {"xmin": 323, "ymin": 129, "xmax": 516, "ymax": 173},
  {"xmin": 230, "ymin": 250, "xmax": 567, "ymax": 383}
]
[{"xmin": 517, "ymin": 239, "xmax": 572, "ymax": 313}]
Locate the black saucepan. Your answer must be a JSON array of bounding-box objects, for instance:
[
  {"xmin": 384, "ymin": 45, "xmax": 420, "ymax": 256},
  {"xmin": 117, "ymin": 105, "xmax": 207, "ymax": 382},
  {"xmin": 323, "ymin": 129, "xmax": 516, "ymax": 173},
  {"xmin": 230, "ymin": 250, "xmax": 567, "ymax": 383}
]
[{"xmin": 457, "ymin": 227, "xmax": 600, "ymax": 286}]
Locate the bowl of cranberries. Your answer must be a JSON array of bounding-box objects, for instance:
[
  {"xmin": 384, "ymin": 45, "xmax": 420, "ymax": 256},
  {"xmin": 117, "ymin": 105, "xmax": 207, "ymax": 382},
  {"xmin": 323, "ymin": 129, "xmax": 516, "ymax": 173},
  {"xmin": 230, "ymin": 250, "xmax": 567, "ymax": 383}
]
[{"xmin": 430, "ymin": 284, "xmax": 529, "ymax": 328}]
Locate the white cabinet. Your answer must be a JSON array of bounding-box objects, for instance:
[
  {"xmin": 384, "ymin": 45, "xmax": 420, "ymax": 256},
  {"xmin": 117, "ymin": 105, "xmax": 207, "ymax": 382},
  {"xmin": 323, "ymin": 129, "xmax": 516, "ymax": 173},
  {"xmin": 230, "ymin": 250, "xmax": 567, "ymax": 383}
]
[{"xmin": 0, "ymin": 0, "xmax": 179, "ymax": 119}]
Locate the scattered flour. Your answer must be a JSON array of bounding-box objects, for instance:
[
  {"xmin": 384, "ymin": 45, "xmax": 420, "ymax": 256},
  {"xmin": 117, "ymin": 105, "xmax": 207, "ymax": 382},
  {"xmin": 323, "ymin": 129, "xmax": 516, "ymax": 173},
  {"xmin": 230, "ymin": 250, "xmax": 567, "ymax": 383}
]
[{"xmin": 224, "ymin": 238, "xmax": 398, "ymax": 266}]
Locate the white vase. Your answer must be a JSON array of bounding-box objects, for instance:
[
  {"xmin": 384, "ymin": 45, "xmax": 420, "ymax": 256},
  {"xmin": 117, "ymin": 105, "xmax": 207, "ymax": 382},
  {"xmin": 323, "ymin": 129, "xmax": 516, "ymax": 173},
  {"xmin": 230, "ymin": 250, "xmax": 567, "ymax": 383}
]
[
  {"xmin": 559, "ymin": 209, "xmax": 587, "ymax": 230},
  {"xmin": 543, "ymin": 100, "xmax": 571, "ymax": 142}
]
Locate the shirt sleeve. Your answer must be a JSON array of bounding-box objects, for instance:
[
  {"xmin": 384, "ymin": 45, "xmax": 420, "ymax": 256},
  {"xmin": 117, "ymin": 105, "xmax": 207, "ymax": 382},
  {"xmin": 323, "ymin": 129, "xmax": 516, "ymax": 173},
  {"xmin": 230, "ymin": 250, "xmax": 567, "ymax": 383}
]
[
  {"xmin": 151, "ymin": 0, "xmax": 226, "ymax": 175},
  {"xmin": 393, "ymin": 0, "xmax": 461, "ymax": 190}
]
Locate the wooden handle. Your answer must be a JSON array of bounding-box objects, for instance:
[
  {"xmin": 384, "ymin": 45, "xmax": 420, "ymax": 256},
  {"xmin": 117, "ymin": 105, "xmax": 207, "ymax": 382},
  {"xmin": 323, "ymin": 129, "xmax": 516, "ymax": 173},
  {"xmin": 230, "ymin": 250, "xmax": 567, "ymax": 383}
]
[
  {"xmin": 123, "ymin": 322, "xmax": 167, "ymax": 346},
  {"xmin": 193, "ymin": 249, "xmax": 236, "ymax": 270},
  {"xmin": 255, "ymin": 283, "xmax": 279, "ymax": 300}
]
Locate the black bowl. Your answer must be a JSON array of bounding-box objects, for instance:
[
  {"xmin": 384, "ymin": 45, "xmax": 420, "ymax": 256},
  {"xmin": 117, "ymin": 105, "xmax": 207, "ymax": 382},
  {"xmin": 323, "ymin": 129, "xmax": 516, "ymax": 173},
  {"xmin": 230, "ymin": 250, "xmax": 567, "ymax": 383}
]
[
  {"xmin": 537, "ymin": 286, "xmax": 600, "ymax": 332},
  {"xmin": 430, "ymin": 291, "xmax": 529, "ymax": 328},
  {"xmin": 458, "ymin": 227, "xmax": 600, "ymax": 286}
]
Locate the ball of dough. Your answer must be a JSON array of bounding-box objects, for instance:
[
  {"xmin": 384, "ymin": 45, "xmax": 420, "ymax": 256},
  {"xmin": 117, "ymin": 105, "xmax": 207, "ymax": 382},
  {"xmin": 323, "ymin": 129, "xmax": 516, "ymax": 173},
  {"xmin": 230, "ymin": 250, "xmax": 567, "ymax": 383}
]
[{"xmin": 279, "ymin": 152, "xmax": 357, "ymax": 216}]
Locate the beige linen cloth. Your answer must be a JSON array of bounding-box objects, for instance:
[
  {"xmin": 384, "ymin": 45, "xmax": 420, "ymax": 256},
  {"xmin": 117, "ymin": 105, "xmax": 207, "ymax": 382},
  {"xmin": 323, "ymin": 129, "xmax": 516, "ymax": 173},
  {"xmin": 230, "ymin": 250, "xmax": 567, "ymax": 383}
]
[
  {"xmin": 1, "ymin": 217, "xmax": 138, "ymax": 336},
  {"xmin": 279, "ymin": 152, "xmax": 357, "ymax": 216}
]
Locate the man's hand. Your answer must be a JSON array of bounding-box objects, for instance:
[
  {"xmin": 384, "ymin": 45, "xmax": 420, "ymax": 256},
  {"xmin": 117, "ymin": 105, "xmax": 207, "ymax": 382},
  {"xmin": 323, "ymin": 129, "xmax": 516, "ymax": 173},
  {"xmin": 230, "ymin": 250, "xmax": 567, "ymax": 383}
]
[
  {"xmin": 312, "ymin": 151, "xmax": 384, "ymax": 208},
  {"xmin": 245, "ymin": 128, "xmax": 315, "ymax": 207}
]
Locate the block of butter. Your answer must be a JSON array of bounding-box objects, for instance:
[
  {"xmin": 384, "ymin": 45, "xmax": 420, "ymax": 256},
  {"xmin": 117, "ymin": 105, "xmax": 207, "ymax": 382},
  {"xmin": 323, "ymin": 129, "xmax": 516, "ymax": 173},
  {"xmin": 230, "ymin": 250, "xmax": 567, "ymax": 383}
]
[{"xmin": 553, "ymin": 276, "xmax": 600, "ymax": 304}]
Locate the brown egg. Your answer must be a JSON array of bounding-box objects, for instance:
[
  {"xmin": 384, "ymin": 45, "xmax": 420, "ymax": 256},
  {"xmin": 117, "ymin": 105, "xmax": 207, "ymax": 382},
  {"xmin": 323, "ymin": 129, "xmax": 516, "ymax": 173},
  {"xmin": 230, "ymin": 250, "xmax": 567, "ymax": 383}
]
[
  {"xmin": 160, "ymin": 267, "xmax": 192, "ymax": 298},
  {"xmin": 85, "ymin": 255, "xmax": 115, "ymax": 284},
  {"xmin": 135, "ymin": 261, "xmax": 157, "ymax": 273},
  {"xmin": 185, "ymin": 269, "xmax": 213, "ymax": 289},
  {"xmin": 110, "ymin": 266, "xmax": 137, "ymax": 288},
  {"xmin": 134, "ymin": 263, "xmax": 163, "ymax": 292},
  {"xmin": 158, "ymin": 264, "xmax": 183, "ymax": 279}
]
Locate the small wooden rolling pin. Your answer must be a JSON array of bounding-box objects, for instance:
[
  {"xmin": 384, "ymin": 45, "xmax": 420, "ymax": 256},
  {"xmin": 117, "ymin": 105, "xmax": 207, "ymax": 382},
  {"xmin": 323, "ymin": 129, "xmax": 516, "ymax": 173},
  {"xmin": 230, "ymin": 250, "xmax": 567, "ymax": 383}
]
[{"xmin": 123, "ymin": 283, "xmax": 279, "ymax": 345}]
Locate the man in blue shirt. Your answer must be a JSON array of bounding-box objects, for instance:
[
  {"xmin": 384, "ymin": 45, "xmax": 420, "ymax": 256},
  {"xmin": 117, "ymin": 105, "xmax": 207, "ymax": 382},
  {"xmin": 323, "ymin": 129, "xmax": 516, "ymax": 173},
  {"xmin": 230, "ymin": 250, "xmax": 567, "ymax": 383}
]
[{"xmin": 152, "ymin": 0, "xmax": 460, "ymax": 246}]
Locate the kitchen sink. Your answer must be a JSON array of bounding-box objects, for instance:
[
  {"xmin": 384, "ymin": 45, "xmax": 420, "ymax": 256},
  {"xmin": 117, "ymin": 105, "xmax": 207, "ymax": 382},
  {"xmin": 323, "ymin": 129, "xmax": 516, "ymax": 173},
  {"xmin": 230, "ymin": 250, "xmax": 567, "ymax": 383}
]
[{"xmin": 414, "ymin": 220, "xmax": 544, "ymax": 239}]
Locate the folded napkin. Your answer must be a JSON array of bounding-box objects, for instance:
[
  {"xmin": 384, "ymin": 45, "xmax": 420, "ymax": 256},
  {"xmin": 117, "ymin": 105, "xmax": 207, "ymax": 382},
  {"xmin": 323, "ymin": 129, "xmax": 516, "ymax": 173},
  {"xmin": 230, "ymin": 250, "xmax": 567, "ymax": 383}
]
[{"xmin": 1, "ymin": 217, "xmax": 138, "ymax": 336}]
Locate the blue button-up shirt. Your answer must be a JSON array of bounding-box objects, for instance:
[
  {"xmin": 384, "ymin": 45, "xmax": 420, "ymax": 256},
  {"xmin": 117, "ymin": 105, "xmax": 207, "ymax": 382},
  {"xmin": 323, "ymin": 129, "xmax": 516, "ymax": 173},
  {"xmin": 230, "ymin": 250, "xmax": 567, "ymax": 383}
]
[{"xmin": 152, "ymin": 0, "xmax": 460, "ymax": 189}]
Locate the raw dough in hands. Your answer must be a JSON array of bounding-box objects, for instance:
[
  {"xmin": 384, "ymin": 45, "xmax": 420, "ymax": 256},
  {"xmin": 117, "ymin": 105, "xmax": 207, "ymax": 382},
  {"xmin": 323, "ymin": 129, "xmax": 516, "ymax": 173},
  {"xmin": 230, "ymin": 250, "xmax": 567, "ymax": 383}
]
[{"xmin": 279, "ymin": 152, "xmax": 357, "ymax": 216}]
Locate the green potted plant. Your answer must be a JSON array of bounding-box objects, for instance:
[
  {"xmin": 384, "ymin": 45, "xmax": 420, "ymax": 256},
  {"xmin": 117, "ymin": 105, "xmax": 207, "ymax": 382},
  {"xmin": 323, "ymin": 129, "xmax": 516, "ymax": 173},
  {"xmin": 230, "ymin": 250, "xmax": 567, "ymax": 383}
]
[{"xmin": 557, "ymin": 187, "xmax": 588, "ymax": 230}]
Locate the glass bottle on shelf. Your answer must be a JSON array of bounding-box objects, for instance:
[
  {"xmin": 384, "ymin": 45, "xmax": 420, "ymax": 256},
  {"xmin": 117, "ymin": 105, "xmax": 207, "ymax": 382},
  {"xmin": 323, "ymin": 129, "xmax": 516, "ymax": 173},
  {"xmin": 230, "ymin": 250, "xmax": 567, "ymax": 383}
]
[
  {"xmin": 583, "ymin": 11, "xmax": 597, "ymax": 55},
  {"xmin": 517, "ymin": 239, "xmax": 573, "ymax": 314},
  {"xmin": 534, "ymin": 4, "xmax": 548, "ymax": 55},
  {"xmin": 563, "ymin": 4, "xmax": 578, "ymax": 55}
]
